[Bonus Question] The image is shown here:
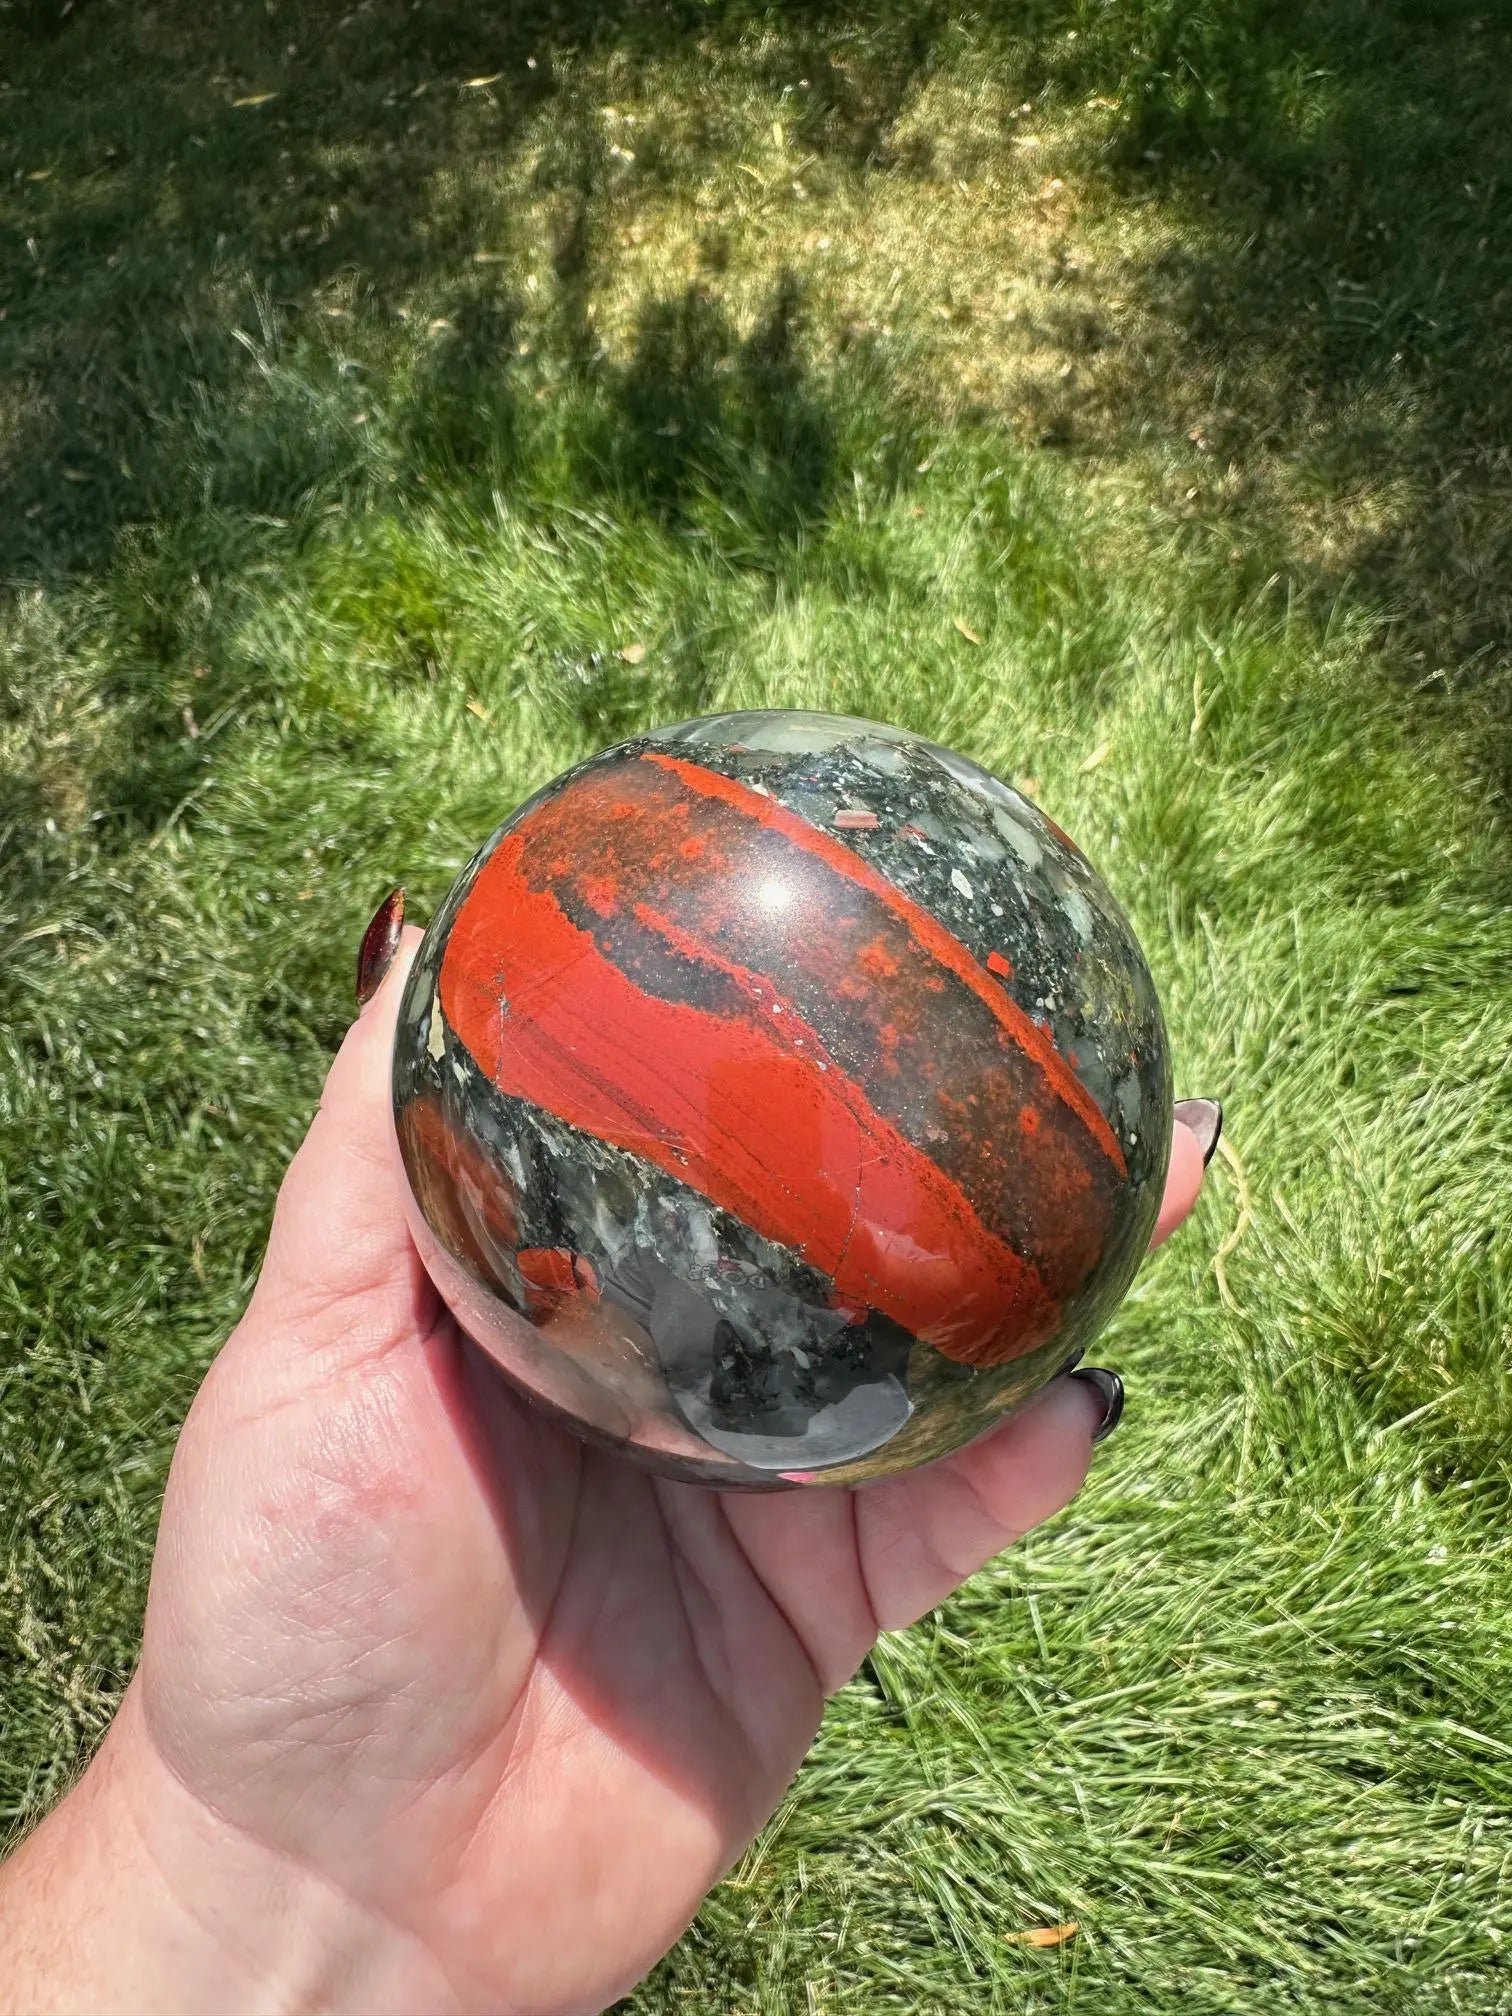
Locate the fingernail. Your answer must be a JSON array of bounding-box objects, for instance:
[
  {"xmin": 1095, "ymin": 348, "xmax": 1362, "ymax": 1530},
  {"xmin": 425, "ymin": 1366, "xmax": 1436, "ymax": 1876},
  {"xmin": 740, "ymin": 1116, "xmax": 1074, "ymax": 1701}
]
[
  {"xmin": 1068, "ymin": 1367, "xmax": 1124, "ymax": 1443},
  {"xmin": 1174, "ymin": 1097, "xmax": 1223, "ymax": 1167},
  {"xmin": 356, "ymin": 886, "xmax": 405, "ymax": 1007}
]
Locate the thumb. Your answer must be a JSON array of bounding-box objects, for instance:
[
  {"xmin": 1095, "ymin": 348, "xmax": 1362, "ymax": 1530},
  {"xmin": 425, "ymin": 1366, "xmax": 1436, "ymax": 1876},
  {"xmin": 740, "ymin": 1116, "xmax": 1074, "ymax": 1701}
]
[{"xmin": 242, "ymin": 920, "xmax": 428, "ymax": 1349}]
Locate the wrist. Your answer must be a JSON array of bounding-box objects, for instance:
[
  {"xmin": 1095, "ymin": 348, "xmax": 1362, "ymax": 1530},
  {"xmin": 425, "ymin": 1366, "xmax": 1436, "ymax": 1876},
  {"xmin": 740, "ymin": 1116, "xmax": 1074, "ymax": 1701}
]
[{"xmin": 0, "ymin": 1686, "xmax": 469, "ymax": 2016}]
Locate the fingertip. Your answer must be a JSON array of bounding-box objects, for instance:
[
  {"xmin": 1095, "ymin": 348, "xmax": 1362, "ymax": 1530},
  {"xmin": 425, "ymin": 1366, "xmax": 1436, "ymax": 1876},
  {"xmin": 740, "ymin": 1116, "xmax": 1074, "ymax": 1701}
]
[
  {"xmin": 364, "ymin": 920, "xmax": 426, "ymax": 1012},
  {"xmin": 1149, "ymin": 1112, "xmax": 1207, "ymax": 1249},
  {"xmin": 951, "ymin": 1369, "xmax": 1100, "ymax": 1518},
  {"xmin": 356, "ymin": 916, "xmax": 424, "ymax": 1022},
  {"xmin": 324, "ymin": 922, "xmax": 423, "ymax": 1097},
  {"xmin": 1066, "ymin": 1365, "xmax": 1124, "ymax": 1443},
  {"xmin": 1005, "ymin": 1365, "xmax": 1101, "ymax": 1465},
  {"xmin": 1173, "ymin": 1097, "xmax": 1223, "ymax": 1166}
]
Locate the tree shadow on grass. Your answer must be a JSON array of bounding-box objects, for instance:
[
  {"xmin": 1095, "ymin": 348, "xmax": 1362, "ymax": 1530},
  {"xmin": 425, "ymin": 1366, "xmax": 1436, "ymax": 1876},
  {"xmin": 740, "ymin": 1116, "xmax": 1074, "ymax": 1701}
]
[
  {"xmin": 414, "ymin": 267, "xmax": 841, "ymax": 555},
  {"xmin": 1, "ymin": 270, "xmax": 884, "ymax": 893}
]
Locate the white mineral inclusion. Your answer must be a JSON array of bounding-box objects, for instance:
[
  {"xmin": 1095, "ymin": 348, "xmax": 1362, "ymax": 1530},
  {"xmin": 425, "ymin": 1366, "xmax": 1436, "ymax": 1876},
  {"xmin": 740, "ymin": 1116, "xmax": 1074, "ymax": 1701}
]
[
  {"xmin": 923, "ymin": 739, "xmax": 1030, "ymax": 814},
  {"xmin": 1116, "ymin": 1072, "xmax": 1144, "ymax": 1131},
  {"xmin": 856, "ymin": 739, "xmax": 911, "ymax": 779},
  {"xmin": 500, "ymin": 1135, "xmax": 528, "ymax": 1192},
  {"xmin": 1059, "ymin": 885, "xmax": 1095, "ymax": 942},
  {"xmin": 684, "ymin": 1203, "xmax": 720, "ymax": 1271},
  {"xmin": 427, "ymin": 984, "xmax": 446, "ymax": 1062},
  {"xmin": 964, "ymin": 827, "xmax": 1008, "ymax": 863}
]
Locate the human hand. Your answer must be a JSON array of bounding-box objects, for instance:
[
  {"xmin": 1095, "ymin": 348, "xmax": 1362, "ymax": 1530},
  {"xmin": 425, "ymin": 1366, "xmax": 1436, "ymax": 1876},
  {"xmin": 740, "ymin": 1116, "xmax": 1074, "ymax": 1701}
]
[{"xmin": 1, "ymin": 928, "xmax": 1214, "ymax": 2016}]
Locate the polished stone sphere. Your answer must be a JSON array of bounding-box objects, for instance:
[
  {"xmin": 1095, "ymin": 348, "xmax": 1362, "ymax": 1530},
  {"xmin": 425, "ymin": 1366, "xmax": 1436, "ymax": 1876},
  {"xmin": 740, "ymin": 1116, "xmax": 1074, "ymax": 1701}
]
[{"xmin": 392, "ymin": 711, "xmax": 1171, "ymax": 1487}]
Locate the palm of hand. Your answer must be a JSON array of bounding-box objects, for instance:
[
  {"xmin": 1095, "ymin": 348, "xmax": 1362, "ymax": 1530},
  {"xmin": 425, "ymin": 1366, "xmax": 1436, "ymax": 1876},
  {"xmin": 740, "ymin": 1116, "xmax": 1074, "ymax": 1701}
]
[{"xmin": 130, "ymin": 936, "xmax": 1195, "ymax": 2016}]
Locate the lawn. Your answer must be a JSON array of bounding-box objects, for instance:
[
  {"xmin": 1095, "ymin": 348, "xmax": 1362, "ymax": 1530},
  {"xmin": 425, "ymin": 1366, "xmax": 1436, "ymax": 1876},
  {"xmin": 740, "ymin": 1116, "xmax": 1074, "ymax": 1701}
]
[{"xmin": 3, "ymin": 0, "xmax": 1511, "ymax": 2009}]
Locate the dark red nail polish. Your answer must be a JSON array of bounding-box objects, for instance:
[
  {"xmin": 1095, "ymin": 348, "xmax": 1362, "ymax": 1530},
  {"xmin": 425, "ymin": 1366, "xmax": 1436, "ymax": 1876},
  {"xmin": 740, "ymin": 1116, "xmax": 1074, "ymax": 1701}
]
[
  {"xmin": 1068, "ymin": 1367, "xmax": 1124, "ymax": 1443},
  {"xmin": 1174, "ymin": 1097, "xmax": 1223, "ymax": 1167},
  {"xmin": 357, "ymin": 886, "xmax": 405, "ymax": 1007}
]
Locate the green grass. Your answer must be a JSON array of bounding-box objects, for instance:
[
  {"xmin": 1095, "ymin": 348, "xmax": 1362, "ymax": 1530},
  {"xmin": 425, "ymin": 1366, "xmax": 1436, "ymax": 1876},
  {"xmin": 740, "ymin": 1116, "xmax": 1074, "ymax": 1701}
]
[{"xmin": 4, "ymin": 0, "xmax": 1512, "ymax": 2009}]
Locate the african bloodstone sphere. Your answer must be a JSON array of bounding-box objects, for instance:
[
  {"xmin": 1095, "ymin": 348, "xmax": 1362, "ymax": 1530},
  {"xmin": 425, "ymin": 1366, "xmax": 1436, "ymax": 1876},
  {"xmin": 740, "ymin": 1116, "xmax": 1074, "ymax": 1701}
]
[{"xmin": 392, "ymin": 710, "xmax": 1171, "ymax": 1487}]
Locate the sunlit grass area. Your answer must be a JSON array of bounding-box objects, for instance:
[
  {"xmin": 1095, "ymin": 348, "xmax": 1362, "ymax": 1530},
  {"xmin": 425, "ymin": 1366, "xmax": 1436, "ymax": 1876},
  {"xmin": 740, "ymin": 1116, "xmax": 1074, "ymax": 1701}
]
[{"xmin": 3, "ymin": 2, "xmax": 1510, "ymax": 2009}]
